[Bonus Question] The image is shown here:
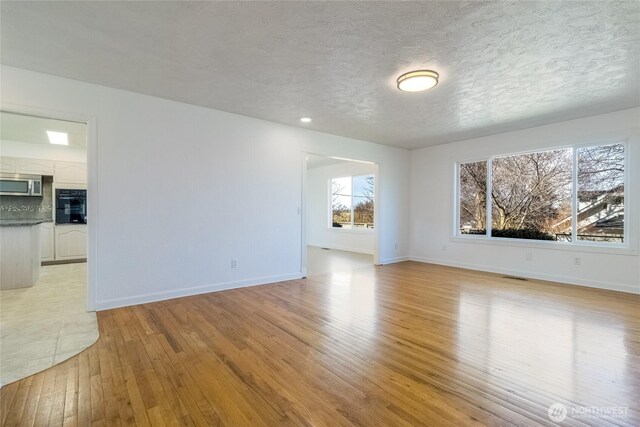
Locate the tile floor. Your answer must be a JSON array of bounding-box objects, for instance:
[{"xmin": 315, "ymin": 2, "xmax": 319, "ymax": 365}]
[
  {"xmin": 0, "ymin": 262, "xmax": 98, "ymax": 386},
  {"xmin": 307, "ymin": 245, "xmax": 374, "ymax": 276}
]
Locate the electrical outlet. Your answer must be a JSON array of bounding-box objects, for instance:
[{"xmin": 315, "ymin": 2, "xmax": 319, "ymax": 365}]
[
  {"xmin": 574, "ymin": 257, "xmax": 581, "ymax": 266},
  {"xmin": 442, "ymin": 244, "xmax": 447, "ymax": 251},
  {"xmin": 394, "ymin": 243, "xmax": 399, "ymax": 250},
  {"xmin": 525, "ymin": 252, "xmax": 533, "ymax": 261},
  {"xmin": 231, "ymin": 259, "xmax": 237, "ymax": 269}
]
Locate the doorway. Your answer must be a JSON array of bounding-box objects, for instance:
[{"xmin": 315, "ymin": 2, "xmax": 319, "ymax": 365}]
[
  {"xmin": 0, "ymin": 110, "xmax": 97, "ymax": 385},
  {"xmin": 302, "ymin": 153, "xmax": 379, "ymax": 276}
]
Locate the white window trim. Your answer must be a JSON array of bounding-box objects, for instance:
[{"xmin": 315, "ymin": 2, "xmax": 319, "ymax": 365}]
[
  {"xmin": 328, "ymin": 174, "xmax": 375, "ymax": 233},
  {"xmin": 453, "ymin": 140, "xmax": 637, "ymax": 255}
]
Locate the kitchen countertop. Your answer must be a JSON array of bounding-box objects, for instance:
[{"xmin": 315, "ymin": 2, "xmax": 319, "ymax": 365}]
[{"xmin": 0, "ymin": 219, "xmax": 49, "ymax": 227}]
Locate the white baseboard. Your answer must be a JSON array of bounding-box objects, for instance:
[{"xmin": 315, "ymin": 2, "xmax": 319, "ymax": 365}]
[
  {"xmin": 410, "ymin": 256, "xmax": 639, "ymax": 295},
  {"xmin": 378, "ymin": 256, "xmax": 410, "ymax": 265},
  {"xmin": 95, "ymin": 272, "xmax": 304, "ymax": 311},
  {"xmin": 94, "ymin": 257, "xmax": 638, "ymax": 311}
]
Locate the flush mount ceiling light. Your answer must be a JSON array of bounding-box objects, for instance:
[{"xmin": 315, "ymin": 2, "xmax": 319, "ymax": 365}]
[
  {"xmin": 396, "ymin": 70, "xmax": 439, "ymax": 92},
  {"xmin": 46, "ymin": 130, "xmax": 69, "ymax": 145},
  {"xmin": 300, "ymin": 117, "xmax": 312, "ymax": 123}
]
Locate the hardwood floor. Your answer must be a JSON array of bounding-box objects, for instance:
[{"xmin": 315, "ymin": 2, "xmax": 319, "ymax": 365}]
[
  {"xmin": 1, "ymin": 261, "xmax": 638, "ymax": 426},
  {"xmin": 306, "ymin": 246, "xmax": 373, "ymax": 276}
]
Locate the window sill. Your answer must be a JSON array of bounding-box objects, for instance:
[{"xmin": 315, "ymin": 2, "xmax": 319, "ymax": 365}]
[
  {"xmin": 328, "ymin": 227, "xmax": 375, "ymax": 235},
  {"xmin": 451, "ymin": 235, "xmax": 638, "ymax": 256}
]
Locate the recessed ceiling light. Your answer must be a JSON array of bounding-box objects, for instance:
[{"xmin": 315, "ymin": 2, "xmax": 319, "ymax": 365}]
[
  {"xmin": 300, "ymin": 117, "xmax": 312, "ymax": 123},
  {"xmin": 397, "ymin": 70, "xmax": 439, "ymax": 92},
  {"xmin": 47, "ymin": 130, "xmax": 69, "ymax": 145}
]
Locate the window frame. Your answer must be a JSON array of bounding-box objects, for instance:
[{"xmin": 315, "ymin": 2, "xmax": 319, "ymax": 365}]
[
  {"xmin": 328, "ymin": 174, "xmax": 375, "ymax": 232},
  {"xmin": 453, "ymin": 140, "xmax": 634, "ymax": 254}
]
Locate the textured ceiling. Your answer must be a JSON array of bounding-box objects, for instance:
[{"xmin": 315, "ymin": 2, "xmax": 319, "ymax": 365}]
[
  {"xmin": 1, "ymin": 112, "xmax": 87, "ymax": 148},
  {"xmin": 1, "ymin": 1, "xmax": 639, "ymax": 149}
]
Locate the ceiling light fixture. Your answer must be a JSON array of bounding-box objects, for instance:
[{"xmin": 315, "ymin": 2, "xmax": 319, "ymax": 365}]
[
  {"xmin": 396, "ymin": 70, "xmax": 439, "ymax": 92},
  {"xmin": 300, "ymin": 117, "xmax": 312, "ymax": 123},
  {"xmin": 47, "ymin": 130, "xmax": 69, "ymax": 145}
]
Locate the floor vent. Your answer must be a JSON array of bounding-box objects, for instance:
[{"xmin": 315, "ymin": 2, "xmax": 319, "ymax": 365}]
[
  {"xmin": 321, "ymin": 247, "xmax": 331, "ymax": 250},
  {"xmin": 502, "ymin": 275, "xmax": 528, "ymax": 281}
]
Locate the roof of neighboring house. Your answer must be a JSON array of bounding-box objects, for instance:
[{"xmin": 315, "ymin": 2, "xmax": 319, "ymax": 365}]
[
  {"xmin": 577, "ymin": 184, "xmax": 624, "ymax": 202},
  {"xmin": 594, "ymin": 214, "xmax": 624, "ymax": 229}
]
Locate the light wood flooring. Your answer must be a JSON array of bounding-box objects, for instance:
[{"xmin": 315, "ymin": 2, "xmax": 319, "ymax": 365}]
[
  {"xmin": 306, "ymin": 245, "xmax": 373, "ymax": 276},
  {"xmin": 1, "ymin": 261, "xmax": 638, "ymax": 426}
]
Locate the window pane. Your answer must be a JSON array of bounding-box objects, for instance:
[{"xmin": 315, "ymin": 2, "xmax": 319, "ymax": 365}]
[
  {"xmin": 491, "ymin": 149, "xmax": 572, "ymax": 241},
  {"xmin": 353, "ymin": 175, "xmax": 374, "ymax": 229},
  {"xmin": 353, "ymin": 175, "xmax": 372, "ymax": 198},
  {"xmin": 459, "ymin": 161, "xmax": 487, "ymax": 235},
  {"xmin": 331, "ymin": 177, "xmax": 352, "ymax": 228},
  {"xmin": 577, "ymin": 144, "xmax": 624, "ymax": 243}
]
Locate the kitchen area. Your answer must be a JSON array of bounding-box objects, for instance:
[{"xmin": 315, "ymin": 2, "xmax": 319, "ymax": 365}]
[{"xmin": 0, "ymin": 112, "xmax": 97, "ymax": 386}]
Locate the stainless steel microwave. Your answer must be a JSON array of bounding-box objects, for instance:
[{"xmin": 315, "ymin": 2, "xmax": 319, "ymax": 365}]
[{"xmin": 0, "ymin": 173, "xmax": 43, "ymax": 196}]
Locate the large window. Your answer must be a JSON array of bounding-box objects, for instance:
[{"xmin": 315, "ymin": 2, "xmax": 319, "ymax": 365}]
[
  {"xmin": 331, "ymin": 174, "xmax": 374, "ymax": 229},
  {"xmin": 457, "ymin": 143, "xmax": 626, "ymax": 245}
]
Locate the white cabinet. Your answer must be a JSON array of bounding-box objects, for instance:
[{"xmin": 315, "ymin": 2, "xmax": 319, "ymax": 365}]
[
  {"xmin": 54, "ymin": 224, "xmax": 87, "ymax": 261},
  {"xmin": 1, "ymin": 157, "xmax": 86, "ymax": 182},
  {"xmin": 41, "ymin": 222, "xmax": 55, "ymax": 262},
  {"xmin": 16, "ymin": 158, "xmax": 54, "ymax": 175},
  {"xmin": 54, "ymin": 161, "xmax": 87, "ymax": 185},
  {"xmin": 0, "ymin": 157, "xmax": 16, "ymax": 173}
]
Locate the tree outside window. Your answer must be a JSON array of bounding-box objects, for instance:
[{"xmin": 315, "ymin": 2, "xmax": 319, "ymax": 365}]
[{"xmin": 458, "ymin": 143, "xmax": 625, "ymax": 244}]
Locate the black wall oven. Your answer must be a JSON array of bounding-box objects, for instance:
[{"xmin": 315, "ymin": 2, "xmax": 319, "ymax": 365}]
[{"xmin": 56, "ymin": 189, "xmax": 87, "ymax": 224}]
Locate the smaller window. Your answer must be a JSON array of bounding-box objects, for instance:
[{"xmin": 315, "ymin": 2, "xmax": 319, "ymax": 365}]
[
  {"xmin": 577, "ymin": 144, "xmax": 625, "ymax": 243},
  {"xmin": 330, "ymin": 175, "xmax": 374, "ymax": 229},
  {"xmin": 458, "ymin": 161, "xmax": 487, "ymax": 236}
]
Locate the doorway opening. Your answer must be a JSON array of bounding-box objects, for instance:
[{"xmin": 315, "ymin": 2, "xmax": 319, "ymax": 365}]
[
  {"xmin": 0, "ymin": 110, "xmax": 97, "ymax": 386},
  {"xmin": 302, "ymin": 153, "xmax": 379, "ymax": 276}
]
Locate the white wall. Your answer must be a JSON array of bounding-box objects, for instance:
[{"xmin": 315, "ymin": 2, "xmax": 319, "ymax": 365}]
[
  {"xmin": 1, "ymin": 65, "xmax": 411, "ymax": 310},
  {"xmin": 410, "ymin": 108, "xmax": 640, "ymax": 294},
  {"xmin": 4, "ymin": 65, "xmax": 635, "ymax": 303},
  {"xmin": 0, "ymin": 139, "xmax": 87, "ymax": 163},
  {"xmin": 307, "ymin": 161, "xmax": 376, "ymax": 254}
]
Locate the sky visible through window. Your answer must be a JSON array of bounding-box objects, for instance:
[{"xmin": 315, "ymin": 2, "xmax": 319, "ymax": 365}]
[{"xmin": 332, "ymin": 176, "xmax": 371, "ymax": 208}]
